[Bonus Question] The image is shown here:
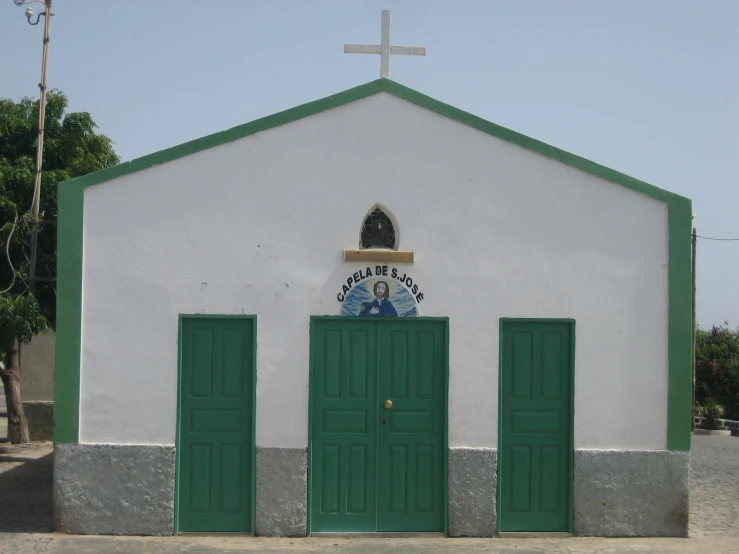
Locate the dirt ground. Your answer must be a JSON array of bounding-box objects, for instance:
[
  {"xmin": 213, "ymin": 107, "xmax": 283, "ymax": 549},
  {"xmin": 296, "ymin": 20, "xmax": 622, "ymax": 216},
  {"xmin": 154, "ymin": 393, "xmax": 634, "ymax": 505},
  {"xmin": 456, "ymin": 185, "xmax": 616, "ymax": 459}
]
[
  {"xmin": 0, "ymin": 433, "xmax": 737, "ymax": 553},
  {"xmin": 28, "ymin": 534, "xmax": 739, "ymax": 553},
  {"xmin": 688, "ymin": 435, "xmax": 739, "ymax": 537}
]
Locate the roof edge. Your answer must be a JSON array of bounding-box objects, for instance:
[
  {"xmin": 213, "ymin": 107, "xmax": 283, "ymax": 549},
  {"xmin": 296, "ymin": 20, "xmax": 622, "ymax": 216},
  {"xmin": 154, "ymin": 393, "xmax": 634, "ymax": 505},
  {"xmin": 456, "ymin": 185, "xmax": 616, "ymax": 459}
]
[
  {"xmin": 379, "ymin": 79, "xmax": 690, "ymax": 206},
  {"xmin": 60, "ymin": 79, "xmax": 389, "ymax": 192},
  {"xmin": 60, "ymin": 77, "xmax": 690, "ymax": 207}
]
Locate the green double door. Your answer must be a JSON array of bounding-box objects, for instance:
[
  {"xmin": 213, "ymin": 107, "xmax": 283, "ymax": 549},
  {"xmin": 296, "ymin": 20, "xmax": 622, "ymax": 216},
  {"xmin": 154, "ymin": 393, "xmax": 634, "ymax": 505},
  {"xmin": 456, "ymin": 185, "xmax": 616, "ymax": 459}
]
[
  {"xmin": 499, "ymin": 320, "xmax": 573, "ymax": 532},
  {"xmin": 177, "ymin": 316, "xmax": 255, "ymax": 533},
  {"xmin": 309, "ymin": 318, "xmax": 447, "ymax": 533}
]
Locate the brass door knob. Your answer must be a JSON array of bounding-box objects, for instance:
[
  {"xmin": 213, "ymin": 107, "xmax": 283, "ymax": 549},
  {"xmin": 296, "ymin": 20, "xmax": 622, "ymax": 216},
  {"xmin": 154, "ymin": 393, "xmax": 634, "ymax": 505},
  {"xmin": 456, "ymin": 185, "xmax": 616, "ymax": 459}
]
[{"xmin": 384, "ymin": 399, "xmax": 393, "ymax": 409}]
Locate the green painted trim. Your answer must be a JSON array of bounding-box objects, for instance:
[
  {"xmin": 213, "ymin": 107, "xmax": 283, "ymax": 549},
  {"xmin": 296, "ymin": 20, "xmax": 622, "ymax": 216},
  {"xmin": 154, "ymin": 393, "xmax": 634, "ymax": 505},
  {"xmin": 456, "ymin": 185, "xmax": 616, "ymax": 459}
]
[
  {"xmin": 496, "ymin": 318, "xmax": 576, "ymax": 535},
  {"xmin": 667, "ymin": 201, "xmax": 693, "ymax": 451},
  {"xmin": 309, "ymin": 315, "xmax": 451, "ymax": 322},
  {"xmin": 174, "ymin": 314, "xmax": 257, "ymax": 535},
  {"xmin": 54, "ymin": 178, "xmax": 85, "ymax": 443},
  {"xmin": 251, "ymin": 316, "xmax": 258, "ymax": 535},
  {"xmin": 306, "ymin": 320, "xmax": 314, "ymax": 537},
  {"xmin": 307, "ymin": 315, "xmax": 449, "ymax": 534},
  {"xmin": 57, "ymin": 80, "xmax": 390, "ymax": 192},
  {"xmin": 56, "ymin": 77, "xmax": 691, "ymax": 452},
  {"xmin": 442, "ymin": 319, "xmax": 450, "ymax": 539},
  {"xmin": 175, "ymin": 314, "xmax": 259, "ymax": 319},
  {"xmin": 569, "ymin": 324, "xmax": 576, "ymax": 535},
  {"xmin": 498, "ymin": 318, "xmax": 577, "ymax": 323},
  {"xmin": 58, "ymin": 79, "xmax": 689, "ymax": 208},
  {"xmin": 496, "ymin": 320, "xmax": 502, "ymax": 538},
  {"xmin": 174, "ymin": 315, "xmax": 184, "ymax": 535}
]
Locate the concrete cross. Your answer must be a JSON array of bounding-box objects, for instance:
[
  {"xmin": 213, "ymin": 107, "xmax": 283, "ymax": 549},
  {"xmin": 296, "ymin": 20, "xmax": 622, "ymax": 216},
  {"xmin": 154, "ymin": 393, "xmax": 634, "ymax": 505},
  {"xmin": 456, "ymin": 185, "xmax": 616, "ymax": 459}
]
[{"xmin": 344, "ymin": 10, "xmax": 426, "ymax": 79}]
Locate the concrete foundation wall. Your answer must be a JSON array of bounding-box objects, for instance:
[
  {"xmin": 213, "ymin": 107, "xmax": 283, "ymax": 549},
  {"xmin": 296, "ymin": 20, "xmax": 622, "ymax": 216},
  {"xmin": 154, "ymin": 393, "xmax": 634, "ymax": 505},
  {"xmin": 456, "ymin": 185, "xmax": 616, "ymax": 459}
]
[
  {"xmin": 255, "ymin": 448, "xmax": 307, "ymax": 537},
  {"xmin": 574, "ymin": 450, "xmax": 690, "ymax": 537},
  {"xmin": 53, "ymin": 445, "xmax": 688, "ymax": 537},
  {"xmin": 54, "ymin": 444, "xmax": 175, "ymax": 535},
  {"xmin": 448, "ymin": 447, "xmax": 497, "ymax": 537}
]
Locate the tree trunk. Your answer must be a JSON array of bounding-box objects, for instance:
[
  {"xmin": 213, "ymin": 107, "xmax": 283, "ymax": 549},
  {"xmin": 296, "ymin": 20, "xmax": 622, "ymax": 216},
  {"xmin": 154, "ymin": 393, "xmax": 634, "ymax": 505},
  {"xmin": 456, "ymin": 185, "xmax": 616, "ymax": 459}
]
[{"xmin": 0, "ymin": 339, "xmax": 29, "ymax": 444}]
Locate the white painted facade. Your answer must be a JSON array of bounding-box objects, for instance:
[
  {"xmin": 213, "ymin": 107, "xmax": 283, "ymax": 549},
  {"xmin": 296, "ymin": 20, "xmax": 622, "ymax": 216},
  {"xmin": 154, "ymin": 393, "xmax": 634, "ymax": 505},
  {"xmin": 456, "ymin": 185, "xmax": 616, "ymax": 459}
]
[{"xmin": 78, "ymin": 92, "xmax": 669, "ymax": 450}]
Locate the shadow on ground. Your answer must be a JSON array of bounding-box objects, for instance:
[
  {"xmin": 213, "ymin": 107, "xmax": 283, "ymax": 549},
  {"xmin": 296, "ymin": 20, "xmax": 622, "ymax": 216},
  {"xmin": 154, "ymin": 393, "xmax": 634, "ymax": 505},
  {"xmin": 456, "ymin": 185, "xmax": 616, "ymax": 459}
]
[
  {"xmin": 0, "ymin": 409, "xmax": 7, "ymax": 443},
  {"xmin": 0, "ymin": 449, "xmax": 53, "ymax": 533}
]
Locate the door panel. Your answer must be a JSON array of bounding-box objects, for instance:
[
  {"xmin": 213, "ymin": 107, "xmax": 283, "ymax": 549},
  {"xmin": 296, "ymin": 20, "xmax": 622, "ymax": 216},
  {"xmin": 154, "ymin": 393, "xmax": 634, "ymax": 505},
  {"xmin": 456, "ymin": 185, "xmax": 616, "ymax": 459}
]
[
  {"xmin": 500, "ymin": 321, "xmax": 573, "ymax": 532},
  {"xmin": 178, "ymin": 317, "xmax": 254, "ymax": 532},
  {"xmin": 310, "ymin": 321, "xmax": 378, "ymax": 532},
  {"xmin": 309, "ymin": 319, "xmax": 446, "ymax": 533},
  {"xmin": 377, "ymin": 323, "xmax": 445, "ymax": 532}
]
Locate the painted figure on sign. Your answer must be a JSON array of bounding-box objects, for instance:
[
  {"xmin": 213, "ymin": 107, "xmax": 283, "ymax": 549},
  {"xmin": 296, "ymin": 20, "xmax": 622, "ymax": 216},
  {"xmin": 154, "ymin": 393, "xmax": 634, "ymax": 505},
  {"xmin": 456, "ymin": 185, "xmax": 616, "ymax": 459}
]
[
  {"xmin": 340, "ymin": 277, "xmax": 417, "ymax": 317},
  {"xmin": 359, "ymin": 280, "xmax": 398, "ymax": 317}
]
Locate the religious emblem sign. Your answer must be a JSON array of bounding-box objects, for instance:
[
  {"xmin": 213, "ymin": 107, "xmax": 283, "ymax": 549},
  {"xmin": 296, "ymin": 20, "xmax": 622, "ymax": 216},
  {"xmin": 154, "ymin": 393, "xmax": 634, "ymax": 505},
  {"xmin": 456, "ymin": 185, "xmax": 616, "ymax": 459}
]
[
  {"xmin": 337, "ymin": 265, "xmax": 424, "ymax": 317},
  {"xmin": 344, "ymin": 9, "xmax": 426, "ymax": 79}
]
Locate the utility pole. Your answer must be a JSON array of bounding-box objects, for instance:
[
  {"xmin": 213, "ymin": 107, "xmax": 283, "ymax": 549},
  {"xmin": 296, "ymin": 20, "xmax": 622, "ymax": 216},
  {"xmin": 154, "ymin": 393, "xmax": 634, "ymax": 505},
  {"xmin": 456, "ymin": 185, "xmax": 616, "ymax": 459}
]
[
  {"xmin": 14, "ymin": 0, "xmax": 54, "ymax": 293},
  {"xmin": 691, "ymin": 226, "xmax": 697, "ymax": 430}
]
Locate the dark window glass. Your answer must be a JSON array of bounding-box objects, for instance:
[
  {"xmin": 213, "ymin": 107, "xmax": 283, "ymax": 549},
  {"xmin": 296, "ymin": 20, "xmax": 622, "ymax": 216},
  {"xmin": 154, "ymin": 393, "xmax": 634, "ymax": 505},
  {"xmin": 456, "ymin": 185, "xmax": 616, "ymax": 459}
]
[{"xmin": 360, "ymin": 208, "xmax": 396, "ymax": 249}]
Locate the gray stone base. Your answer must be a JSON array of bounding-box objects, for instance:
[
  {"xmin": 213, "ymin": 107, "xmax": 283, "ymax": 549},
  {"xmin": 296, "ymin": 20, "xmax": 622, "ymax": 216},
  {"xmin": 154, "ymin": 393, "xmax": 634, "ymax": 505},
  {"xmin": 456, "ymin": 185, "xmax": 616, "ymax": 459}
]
[
  {"xmin": 22, "ymin": 401, "xmax": 53, "ymax": 441},
  {"xmin": 52, "ymin": 443, "xmax": 688, "ymax": 538},
  {"xmin": 448, "ymin": 447, "xmax": 497, "ymax": 537},
  {"xmin": 54, "ymin": 444, "xmax": 175, "ymax": 535},
  {"xmin": 574, "ymin": 450, "xmax": 689, "ymax": 537},
  {"xmin": 256, "ymin": 447, "xmax": 307, "ymax": 537}
]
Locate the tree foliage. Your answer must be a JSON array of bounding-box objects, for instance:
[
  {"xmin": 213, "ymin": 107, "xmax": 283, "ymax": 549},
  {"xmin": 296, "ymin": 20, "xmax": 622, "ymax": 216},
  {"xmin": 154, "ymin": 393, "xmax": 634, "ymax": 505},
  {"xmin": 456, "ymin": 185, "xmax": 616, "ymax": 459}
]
[
  {"xmin": 0, "ymin": 90, "xmax": 120, "ymax": 326},
  {"xmin": 695, "ymin": 324, "xmax": 739, "ymax": 421},
  {"xmin": 0, "ymin": 294, "xmax": 47, "ymax": 353},
  {"xmin": 0, "ymin": 90, "xmax": 119, "ymax": 443}
]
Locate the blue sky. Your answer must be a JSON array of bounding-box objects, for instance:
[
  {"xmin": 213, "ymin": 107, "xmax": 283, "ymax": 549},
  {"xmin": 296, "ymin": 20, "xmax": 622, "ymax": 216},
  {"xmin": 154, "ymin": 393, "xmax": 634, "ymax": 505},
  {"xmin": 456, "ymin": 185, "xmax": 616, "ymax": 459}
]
[{"xmin": 2, "ymin": 0, "xmax": 737, "ymax": 327}]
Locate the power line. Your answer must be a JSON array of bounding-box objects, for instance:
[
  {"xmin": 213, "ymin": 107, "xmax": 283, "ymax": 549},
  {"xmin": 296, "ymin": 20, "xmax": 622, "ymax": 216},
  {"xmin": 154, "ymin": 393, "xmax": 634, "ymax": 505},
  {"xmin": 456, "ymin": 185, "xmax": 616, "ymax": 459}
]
[{"xmin": 696, "ymin": 235, "xmax": 739, "ymax": 241}]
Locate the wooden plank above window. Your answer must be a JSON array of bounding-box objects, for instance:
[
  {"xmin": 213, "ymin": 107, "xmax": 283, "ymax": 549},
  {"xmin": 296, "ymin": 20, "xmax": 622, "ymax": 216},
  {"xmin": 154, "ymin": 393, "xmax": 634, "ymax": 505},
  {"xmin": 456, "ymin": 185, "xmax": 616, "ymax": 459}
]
[{"xmin": 343, "ymin": 249, "xmax": 414, "ymax": 263}]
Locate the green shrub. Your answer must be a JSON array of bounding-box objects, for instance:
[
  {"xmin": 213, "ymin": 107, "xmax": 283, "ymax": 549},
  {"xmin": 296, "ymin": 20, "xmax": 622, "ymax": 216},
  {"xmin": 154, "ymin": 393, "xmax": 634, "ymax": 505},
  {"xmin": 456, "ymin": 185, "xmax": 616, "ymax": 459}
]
[
  {"xmin": 695, "ymin": 325, "xmax": 739, "ymax": 421},
  {"xmin": 696, "ymin": 399, "xmax": 725, "ymax": 430}
]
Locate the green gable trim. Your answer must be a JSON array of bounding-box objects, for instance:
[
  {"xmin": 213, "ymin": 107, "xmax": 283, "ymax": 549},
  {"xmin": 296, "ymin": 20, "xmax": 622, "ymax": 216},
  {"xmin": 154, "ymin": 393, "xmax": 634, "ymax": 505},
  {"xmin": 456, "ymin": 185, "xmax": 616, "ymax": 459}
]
[
  {"xmin": 55, "ymin": 78, "xmax": 692, "ymax": 449},
  {"xmin": 666, "ymin": 201, "xmax": 693, "ymax": 451},
  {"xmin": 54, "ymin": 178, "xmax": 85, "ymax": 443}
]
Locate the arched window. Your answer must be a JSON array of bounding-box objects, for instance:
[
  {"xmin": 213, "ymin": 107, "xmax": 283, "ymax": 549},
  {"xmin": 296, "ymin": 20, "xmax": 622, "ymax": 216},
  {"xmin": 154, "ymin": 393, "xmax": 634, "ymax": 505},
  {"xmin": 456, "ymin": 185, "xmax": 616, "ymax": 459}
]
[{"xmin": 359, "ymin": 205, "xmax": 397, "ymax": 250}]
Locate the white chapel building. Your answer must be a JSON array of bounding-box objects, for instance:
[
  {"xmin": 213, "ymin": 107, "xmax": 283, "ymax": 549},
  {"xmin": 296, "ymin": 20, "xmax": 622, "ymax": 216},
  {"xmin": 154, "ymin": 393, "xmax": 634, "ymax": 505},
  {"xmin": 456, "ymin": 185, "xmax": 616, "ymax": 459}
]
[{"xmin": 52, "ymin": 75, "xmax": 693, "ymax": 537}]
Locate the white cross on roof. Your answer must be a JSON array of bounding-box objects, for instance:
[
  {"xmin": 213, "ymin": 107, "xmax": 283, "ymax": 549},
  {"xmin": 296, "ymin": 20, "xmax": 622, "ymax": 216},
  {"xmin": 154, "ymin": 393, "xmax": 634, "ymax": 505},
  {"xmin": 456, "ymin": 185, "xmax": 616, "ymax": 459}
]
[{"xmin": 344, "ymin": 10, "xmax": 426, "ymax": 79}]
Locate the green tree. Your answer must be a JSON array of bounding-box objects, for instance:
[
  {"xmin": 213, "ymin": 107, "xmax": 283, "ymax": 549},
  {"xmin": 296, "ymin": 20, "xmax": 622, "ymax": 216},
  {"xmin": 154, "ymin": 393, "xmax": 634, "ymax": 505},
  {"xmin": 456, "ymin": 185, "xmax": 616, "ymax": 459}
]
[
  {"xmin": 695, "ymin": 324, "xmax": 739, "ymax": 422},
  {"xmin": 0, "ymin": 90, "xmax": 119, "ymax": 443}
]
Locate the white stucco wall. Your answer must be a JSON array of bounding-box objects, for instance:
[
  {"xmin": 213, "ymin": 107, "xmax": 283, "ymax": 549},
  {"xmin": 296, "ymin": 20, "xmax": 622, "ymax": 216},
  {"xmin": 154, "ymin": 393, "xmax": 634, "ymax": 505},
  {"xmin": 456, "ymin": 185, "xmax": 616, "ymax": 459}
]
[{"xmin": 79, "ymin": 92, "xmax": 669, "ymax": 450}]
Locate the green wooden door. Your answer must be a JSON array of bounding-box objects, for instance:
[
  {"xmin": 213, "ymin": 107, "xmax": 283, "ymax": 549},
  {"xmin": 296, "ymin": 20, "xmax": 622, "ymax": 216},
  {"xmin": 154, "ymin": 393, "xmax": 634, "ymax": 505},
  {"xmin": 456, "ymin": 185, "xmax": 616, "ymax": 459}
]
[
  {"xmin": 309, "ymin": 318, "xmax": 446, "ymax": 533},
  {"xmin": 309, "ymin": 320, "xmax": 378, "ymax": 532},
  {"xmin": 376, "ymin": 321, "xmax": 446, "ymax": 532},
  {"xmin": 499, "ymin": 320, "xmax": 573, "ymax": 532},
  {"xmin": 177, "ymin": 316, "xmax": 255, "ymax": 533}
]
